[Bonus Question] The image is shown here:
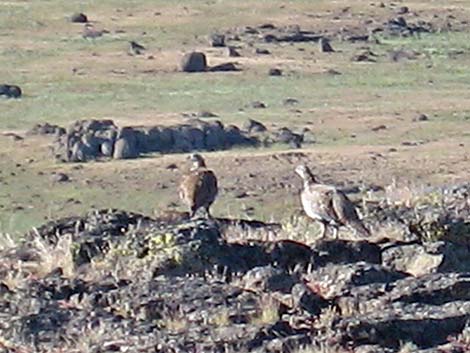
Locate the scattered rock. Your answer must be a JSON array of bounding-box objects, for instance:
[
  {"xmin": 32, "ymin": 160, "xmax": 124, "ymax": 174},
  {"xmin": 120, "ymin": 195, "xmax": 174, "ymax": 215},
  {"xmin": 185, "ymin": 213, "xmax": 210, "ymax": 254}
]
[
  {"xmin": 181, "ymin": 52, "xmax": 207, "ymax": 72},
  {"xmin": 255, "ymin": 48, "xmax": 271, "ymax": 55},
  {"xmin": 371, "ymin": 125, "xmax": 387, "ymax": 132},
  {"xmin": 100, "ymin": 140, "xmax": 114, "ymax": 157},
  {"xmin": 283, "ymin": 98, "xmax": 299, "ymax": 106},
  {"xmin": 2, "ymin": 132, "xmax": 23, "ymax": 141},
  {"xmin": 388, "ymin": 49, "xmax": 418, "ymax": 62},
  {"xmin": 51, "ymin": 172, "xmax": 70, "ymax": 183},
  {"xmin": 0, "ymin": 84, "xmax": 22, "ymax": 98},
  {"xmin": 244, "ymin": 119, "xmax": 267, "ymax": 133},
  {"xmin": 274, "ymin": 127, "xmax": 303, "ymax": 148},
  {"xmin": 382, "ymin": 243, "xmax": 442, "ymax": 276},
  {"xmin": 376, "ymin": 16, "xmax": 433, "ymax": 37},
  {"xmin": 396, "ymin": 6, "xmax": 409, "ymax": 15},
  {"xmin": 268, "ymin": 68, "xmax": 282, "ymax": 76},
  {"xmin": 226, "ymin": 46, "xmax": 241, "ymax": 57},
  {"xmin": 82, "ymin": 24, "xmax": 106, "ymax": 39},
  {"xmin": 210, "ymin": 33, "xmax": 225, "ymax": 47},
  {"xmin": 208, "ymin": 62, "xmax": 240, "ymax": 72},
  {"xmin": 70, "ymin": 13, "xmax": 88, "ymax": 23},
  {"xmin": 352, "ymin": 50, "xmax": 378, "ymax": 62},
  {"xmin": 291, "ymin": 282, "xmax": 327, "ymax": 315},
  {"xmin": 129, "ymin": 41, "xmax": 145, "ymax": 55},
  {"xmin": 319, "ymin": 37, "xmax": 334, "ymax": 52},
  {"xmin": 313, "ymin": 239, "xmax": 382, "ymax": 266},
  {"xmin": 413, "ymin": 113, "xmax": 429, "ymax": 122},
  {"xmin": 197, "ymin": 111, "xmax": 218, "ymax": 118},
  {"xmin": 28, "ymin": 123, "xmax": 65, "ymax": 136},
  {"xmin": 325, "ymin": 69, "xmax": 341, "ymax": 75},
  {"xmin": 251, "ymin": 101, "xmax": 267, "ymax": 109}
]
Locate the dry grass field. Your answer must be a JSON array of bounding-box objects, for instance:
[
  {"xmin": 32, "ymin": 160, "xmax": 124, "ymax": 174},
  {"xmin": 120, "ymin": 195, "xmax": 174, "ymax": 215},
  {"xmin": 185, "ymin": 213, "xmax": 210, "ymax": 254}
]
[{"xmin": 1, "ymin": 0, "xmax": 470, "ymax": 233}]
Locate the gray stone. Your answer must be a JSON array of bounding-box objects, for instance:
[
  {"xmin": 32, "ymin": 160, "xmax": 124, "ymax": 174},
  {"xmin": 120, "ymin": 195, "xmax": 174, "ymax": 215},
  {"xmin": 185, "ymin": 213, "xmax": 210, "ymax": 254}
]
[
  {"xmin": 181, "ymin": 52, "xmax": 207, "ymax": 72},
  {"xmin": 204, "ymin": 121, "xmax": 226, "ymax": 151},
  {"xmin": 268, "ymin": 68, "xmax": 282, "ymax": 76},
  {"xmin": 226, "ymin": 46, "xmax": 241, "ymax": 57},
  {"xmin": 243, "ymin": 119, "xmax": 267, "ymax": 133},
  {"xmin": 382, "ymin": 243, "xmax": 444, "ymax": 277},
  {"xmin": 209, "ymin": 33, "xmax": 225, "ymax": 47},
  {"xmin": 274, "ymin": 127, "xmax": 303, "ymax": 148},
  {"xmin": 332, "ymin": 273, "xmax": 470, "ymax": 350},
  {"xmin": 319, "ymin": 37, "xmax": 334, "ymax": 53},
  {"xmin": 51, "ymin": 172, "xmax": 70, "ymax": 183},
  {"xmin": 69, "ymin": 141, "xmax": 91, "ymax": 162},
  {"xmin": 172, "ymin": 127, "xmax": 193, "ymax": 152},
  {"xmin": 225, "ymin": 124, "xmax": 253, "ymax": 146},
  {"xmin": 113, "ymin": 137, "xmax": 138, "ymax": 159},
  {"xmin": 313, "ymin": 239, "xmax": 382, "ymax": 267},
  {"xmin": 0, "ymin": 84, "xmax": 22, "ymax": 98},
  {"xmin": 208, "ymin": 62, "xmax": 240, "ymax": 72},
  {"xmin": 100, "ymin": 141, "xmax": 114, "ymax": 157},
  {"xmin": 70, "ymin": 13, "xmax": 88, "ymax": 23},
  {"xmin": 158, "ymin": 127, "xmax": 174, "ymax": 151}
]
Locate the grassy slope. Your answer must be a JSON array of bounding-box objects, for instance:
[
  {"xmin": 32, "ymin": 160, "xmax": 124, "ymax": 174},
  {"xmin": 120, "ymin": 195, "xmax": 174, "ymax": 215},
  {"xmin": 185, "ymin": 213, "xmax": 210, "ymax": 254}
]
[{"xmin": 1, "ymin": 0, "xmax": 470, "ymax": 233}]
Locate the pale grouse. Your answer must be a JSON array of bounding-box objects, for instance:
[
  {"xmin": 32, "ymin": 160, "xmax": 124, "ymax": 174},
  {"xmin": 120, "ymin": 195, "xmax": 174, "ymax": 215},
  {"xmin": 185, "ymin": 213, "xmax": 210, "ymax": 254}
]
[
  {"xmin": 180, "ymin": 154, "xmax": 218, "ymax": 218},
  {"xmin": 295, "ymin": 164, "xmax": 370, "ymax": 238}
]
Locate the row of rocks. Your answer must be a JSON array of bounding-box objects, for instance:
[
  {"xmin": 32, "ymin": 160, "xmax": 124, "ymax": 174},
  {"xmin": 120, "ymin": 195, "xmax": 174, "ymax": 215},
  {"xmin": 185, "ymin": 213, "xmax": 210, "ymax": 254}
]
[{"xmin": 33, "ymin": 118, "xmax": 307, "ymax": 162}]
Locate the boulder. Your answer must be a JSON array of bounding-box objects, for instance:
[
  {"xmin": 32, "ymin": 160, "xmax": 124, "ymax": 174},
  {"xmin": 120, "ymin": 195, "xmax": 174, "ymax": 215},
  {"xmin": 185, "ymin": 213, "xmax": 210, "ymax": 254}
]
[
  {"xmin": 81, "ymin": 132, "xmax": 102, "ymax": 156},
  {"xmin": 225, "ymin": 124, "xmax": 254, "ymax": 146},
  {"xmin": 100, "ymin": 141, "xmax": 114, "ymax": 157},
  {"xmin": 204, "ymin": 121, "xmax": 226, "ymax": 151},
  {"xmin": 319, "ymin": 37, "xmax": 334, "ymax": 53},
  {"xmin": 69, "ymin": 141, "xmax": 91, "ymax": 162},
  {"xmin": 274, "ymin": 127, "xmax": 303, "ymax": 148},
  {"xmin": 382, "ymin": 243, "xmax": 443, "ymax": 276},
  {"xmin": 243, "ymin": 119, "xmax": 267, "ymax": 133},
  {"xmin": 113, "ymin": 137, "xmax": 138, "ymax": 159},
  {"xmin": 332, "ymin": 273, "xmax": 470, "ymax": 350},
  {"xmin": 209, "ymin": 33, "xmax": 225, "ymax": 47},
  {"xmin": 28, "ymin": 123, "xmax": 64, "ymax": 136},
  {"xmin": 181, "ymin": 52, "xmax": 207, "ymax": 72},
  {"xmin": 226, "ymin": 46, "xmax": 241, "ymax": 57},
  {"xmin": 70, "ymin": 13, "xmax": 88, "ymax": 23},
  {"xmin": 382, "ymin": 240, "xmax": 470, "ymax": 276},
  {"xmin": 313, "ymin": 239, "xmax": 382, "ymax": 267},
  {"xmin": 171, "ymin": 126, "xmax": 194, "ymax": 152},
  {"xmin": 158, "ymin": 127, "xmax": 174, "ymax": 152},
  {"xmin": 0, "ymin": 84, "xmax": 22, "ymax": 98},
  {"xmin": 268, "ymin": 68, "xmax": 282, "ymax": 76},
  {"xmin": 208, "ymin": 63, "xmax": 240, "ymax": 72}
]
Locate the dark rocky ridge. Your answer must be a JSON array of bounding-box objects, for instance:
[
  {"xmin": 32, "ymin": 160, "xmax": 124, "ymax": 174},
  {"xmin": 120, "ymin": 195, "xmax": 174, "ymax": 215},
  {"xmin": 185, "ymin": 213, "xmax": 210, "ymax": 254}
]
[{"xmin": 1, "ymin": 203, "xmax": 469, "ymax": 353}]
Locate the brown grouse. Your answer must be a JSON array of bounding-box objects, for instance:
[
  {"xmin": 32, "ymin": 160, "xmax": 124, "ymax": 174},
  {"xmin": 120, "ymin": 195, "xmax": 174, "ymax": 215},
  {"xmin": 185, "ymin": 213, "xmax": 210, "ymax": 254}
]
[{"xmin": 180, "ymin": 154, "xmax": 218, "ymax": 218}]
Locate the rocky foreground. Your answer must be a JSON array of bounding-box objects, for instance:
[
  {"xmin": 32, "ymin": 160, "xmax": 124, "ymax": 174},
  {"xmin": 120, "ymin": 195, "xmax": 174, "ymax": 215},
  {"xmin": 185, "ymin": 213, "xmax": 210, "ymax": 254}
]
[{"xmin": 0, "ymin": 200, "xmax": 470, "ymax": 352}]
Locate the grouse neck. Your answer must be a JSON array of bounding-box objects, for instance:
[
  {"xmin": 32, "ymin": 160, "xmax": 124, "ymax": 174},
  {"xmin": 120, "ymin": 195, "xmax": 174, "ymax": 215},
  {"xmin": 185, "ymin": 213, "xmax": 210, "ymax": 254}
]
[{"xmin": 303, "ymin": 174, "xmax": 317, "ymax": 188}]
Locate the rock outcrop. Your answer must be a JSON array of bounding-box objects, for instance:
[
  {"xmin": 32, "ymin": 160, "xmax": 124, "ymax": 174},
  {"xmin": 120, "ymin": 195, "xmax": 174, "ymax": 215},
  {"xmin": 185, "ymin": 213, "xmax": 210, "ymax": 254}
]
[
  {"xmin": 0, "ymin": 208, "xmax": 469, "ymax": 352},
  {"xmin": 50, "ymin": 119, "xmax": 257, "ymax": 162},
  {"xmin": 47, "ymin": 118, "xmax": 309, "ymax": 162}
]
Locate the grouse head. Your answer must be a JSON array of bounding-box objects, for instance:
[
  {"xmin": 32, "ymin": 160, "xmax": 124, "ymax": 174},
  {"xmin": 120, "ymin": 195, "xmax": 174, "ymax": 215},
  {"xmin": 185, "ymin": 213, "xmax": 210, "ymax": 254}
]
[
  {"xmin": 295, "ymin": 164, "xmax": 316, "ymax": 182},
  {"xmin": 188, "ymin": 153, "xmax": 206, "ymax": 170}
]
